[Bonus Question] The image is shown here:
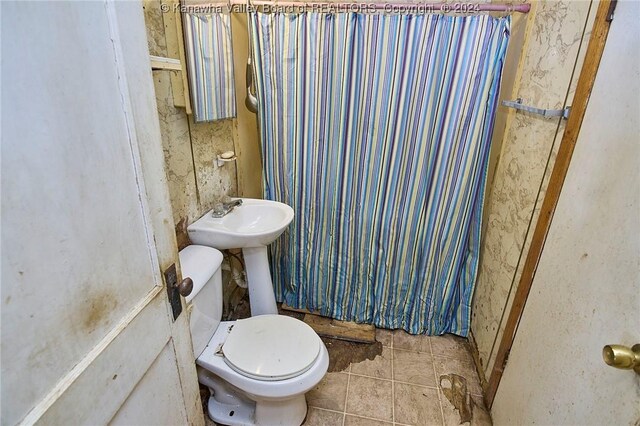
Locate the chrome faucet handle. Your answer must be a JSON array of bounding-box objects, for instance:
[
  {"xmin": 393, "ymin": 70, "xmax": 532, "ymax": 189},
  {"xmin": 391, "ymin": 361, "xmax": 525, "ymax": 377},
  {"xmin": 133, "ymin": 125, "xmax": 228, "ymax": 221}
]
[
  {"xmin": 211, "ymin": 202, "xmax": 226, "ymax": 218},
  {"xmin": 223, "ymin": 199, "xmax": 243, "ymax": 209},
  {"xmin": 211, "ymin": 198, "xmax": 242, "ymax": 218}
]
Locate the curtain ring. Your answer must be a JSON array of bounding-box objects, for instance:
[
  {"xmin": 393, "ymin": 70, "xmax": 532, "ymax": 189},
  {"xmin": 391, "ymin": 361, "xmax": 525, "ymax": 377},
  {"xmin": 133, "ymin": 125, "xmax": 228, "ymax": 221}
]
[{"xmin": 499, "ymin": 3, "xmax": 513, "ymax": 17}]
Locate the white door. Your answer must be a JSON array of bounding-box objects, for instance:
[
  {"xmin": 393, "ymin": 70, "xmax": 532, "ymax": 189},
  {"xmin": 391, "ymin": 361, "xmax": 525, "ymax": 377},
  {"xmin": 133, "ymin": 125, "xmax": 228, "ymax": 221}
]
[
  {"xmin": 1, "ymin": 2, "xmax": 203, "ymax": 425},
  {"xmin": 491, "ymin": 0, "xmax": 640, "ymax": 424}
]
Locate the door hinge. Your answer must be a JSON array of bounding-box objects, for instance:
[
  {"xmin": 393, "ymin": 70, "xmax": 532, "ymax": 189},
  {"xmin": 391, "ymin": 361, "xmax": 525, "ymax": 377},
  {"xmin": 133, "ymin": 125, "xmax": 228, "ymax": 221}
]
[
  {"xmin": 607, "ymin": 0, "xmax": 618, "ymax": 22},
  {"xmin": 164, "ymin": 263, "xmax": 182, "ymax": 321}
]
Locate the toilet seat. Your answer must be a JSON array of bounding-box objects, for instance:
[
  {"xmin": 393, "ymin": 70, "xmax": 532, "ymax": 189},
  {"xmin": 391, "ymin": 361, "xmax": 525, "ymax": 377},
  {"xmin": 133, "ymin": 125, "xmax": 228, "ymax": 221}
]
[
  {"xmin": 222, "ymin": 315, "xmax": 321, "ymax": 381},
  {"xmin": 196, "ymin": 320, "xmax": 329, "ymax": 401}
]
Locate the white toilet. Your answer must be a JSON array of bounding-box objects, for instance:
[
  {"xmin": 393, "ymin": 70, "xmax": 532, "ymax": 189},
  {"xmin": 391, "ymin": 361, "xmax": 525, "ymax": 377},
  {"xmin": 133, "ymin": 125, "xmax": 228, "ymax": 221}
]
[{"xmin": 179, "ymin": 245, "xmax": 329, "ymax": 426}]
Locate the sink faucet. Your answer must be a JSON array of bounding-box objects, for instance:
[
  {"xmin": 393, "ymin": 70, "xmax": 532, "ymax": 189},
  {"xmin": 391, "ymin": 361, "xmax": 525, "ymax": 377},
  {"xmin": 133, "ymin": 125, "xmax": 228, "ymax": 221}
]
[{"xmin": 211, "ymin": 198, "xmax": 243, "ymax": 218}]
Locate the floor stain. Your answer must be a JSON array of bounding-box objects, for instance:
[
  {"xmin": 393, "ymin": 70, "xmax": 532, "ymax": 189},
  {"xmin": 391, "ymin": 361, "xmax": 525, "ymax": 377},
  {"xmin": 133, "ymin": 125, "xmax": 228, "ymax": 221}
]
[
  {"xmin": 441, "ymin": 374, "xmax": 473, "ymax": 423},
  {"xmin": 321, "ymin": 337, "xmax": 382, "ymax": 372},
  {"xmin": 440, "ymin": 373, "xmax": 492, "ymax": 425}
]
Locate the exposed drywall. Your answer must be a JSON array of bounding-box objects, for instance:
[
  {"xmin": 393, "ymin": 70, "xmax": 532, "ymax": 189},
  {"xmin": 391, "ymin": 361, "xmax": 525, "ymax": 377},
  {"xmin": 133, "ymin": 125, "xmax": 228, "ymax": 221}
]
[
  {"xmin": 471, "ymin": 0, "xmax": 597, "ymax": 383},
  {"xmin": 492, "ymin": 2, "xmax": 640, "ymax": 421},
  {"xmin": 143, "ymin": 0, "xmax": 238, "ymax": 244}
]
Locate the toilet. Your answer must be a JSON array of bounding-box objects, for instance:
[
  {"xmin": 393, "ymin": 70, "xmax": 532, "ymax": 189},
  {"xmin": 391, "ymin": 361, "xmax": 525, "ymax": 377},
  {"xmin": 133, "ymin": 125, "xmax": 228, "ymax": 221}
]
[{"xmin": 179, "ymin": 245, "xmax": 329, "ymax": 426}]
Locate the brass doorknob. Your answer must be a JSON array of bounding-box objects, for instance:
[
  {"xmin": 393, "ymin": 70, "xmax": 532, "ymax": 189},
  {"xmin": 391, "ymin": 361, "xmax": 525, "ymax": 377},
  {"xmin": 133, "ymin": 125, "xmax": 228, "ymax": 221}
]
[
  {"xmin": 175, "ymin": 277, "xmax": 193, "ymax": 297},
  {"xmin": 602, "ymin": 344, "xmax": 640, "ymax": 374}
]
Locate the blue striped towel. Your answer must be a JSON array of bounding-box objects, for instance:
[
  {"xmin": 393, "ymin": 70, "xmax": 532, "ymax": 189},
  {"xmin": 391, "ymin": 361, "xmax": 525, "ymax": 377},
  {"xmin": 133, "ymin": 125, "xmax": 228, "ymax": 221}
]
[{"xmin": 183, "ymin": 12, "xmax": 237, "ymax": 121}]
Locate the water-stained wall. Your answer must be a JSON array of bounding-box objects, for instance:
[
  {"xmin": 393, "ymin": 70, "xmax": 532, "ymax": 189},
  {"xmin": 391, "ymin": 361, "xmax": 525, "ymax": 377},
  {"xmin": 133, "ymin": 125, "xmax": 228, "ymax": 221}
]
[
  {"xmin": 143, "ymin": 0, "xmax": 238, "ymax": 246},
  {"xmin": 471, "ymin": 0, "xmax": 597, "ymax": 384},
  {"xmin": 143, "ymin": 1, "xmax": 250, "ymax": 318}
]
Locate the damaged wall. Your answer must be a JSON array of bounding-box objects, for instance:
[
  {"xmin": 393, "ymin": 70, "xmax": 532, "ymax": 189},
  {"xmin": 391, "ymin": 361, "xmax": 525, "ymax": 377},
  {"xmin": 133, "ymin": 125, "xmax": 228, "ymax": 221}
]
[
  {"xmin": 471, "ymin": 0, "xmax": 597, "ymax": 386},
  {"xmin": 143, "ymin": 1, "xmax": 246, "ymax": 316},
  {"xmin": 143, "ymin": 0, "xmax": 237, "ymax": 244}
]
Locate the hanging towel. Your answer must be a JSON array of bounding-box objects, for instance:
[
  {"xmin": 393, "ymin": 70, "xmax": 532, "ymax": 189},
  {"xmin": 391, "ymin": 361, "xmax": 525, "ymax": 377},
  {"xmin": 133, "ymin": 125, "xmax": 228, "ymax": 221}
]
[{"xmin": 183, "ymin": 12, "xmax": 237, "ymax": 121}]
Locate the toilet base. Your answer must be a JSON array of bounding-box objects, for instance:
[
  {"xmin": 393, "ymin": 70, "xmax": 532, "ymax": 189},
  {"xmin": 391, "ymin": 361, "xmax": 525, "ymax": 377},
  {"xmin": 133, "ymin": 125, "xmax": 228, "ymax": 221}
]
[
  {"xmin": 207, "ymin": 393, "xmax": 254, "ymax": 426},
  {"xmin": 206, "ymin": 394, "xmax": 307, "ymax": 426},
  {"xmin": 254, "ymin": 395, "xmax": 307, "ymax": 426},
  {"xmin": 200, "ymin": 367, "xmax": 308, "ymax": 426}
]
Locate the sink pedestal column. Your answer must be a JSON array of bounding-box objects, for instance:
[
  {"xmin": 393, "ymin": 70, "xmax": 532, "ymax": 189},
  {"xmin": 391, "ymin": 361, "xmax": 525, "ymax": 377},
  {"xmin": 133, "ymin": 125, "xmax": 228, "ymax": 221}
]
[{"xmin": 242, "ymin": 246, "xmax": 278, "ymax": 316}]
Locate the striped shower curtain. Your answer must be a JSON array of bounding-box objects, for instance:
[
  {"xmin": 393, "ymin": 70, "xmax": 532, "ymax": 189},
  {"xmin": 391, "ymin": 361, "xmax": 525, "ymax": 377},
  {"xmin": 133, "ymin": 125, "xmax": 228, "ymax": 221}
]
[{"xmin": 250, "ymin": 12, "xmax": 510, "ymax": 335}]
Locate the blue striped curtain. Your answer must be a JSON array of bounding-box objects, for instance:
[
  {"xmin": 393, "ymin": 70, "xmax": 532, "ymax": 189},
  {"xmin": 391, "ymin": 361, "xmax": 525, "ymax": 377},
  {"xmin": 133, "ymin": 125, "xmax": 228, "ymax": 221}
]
[
  {"xmin": 250, "ymin": 12, "xmax": 510, "ymax": 335},
  {"xmin": 183, "ymin": 13, "xmax": 237, "ymax": 121}
]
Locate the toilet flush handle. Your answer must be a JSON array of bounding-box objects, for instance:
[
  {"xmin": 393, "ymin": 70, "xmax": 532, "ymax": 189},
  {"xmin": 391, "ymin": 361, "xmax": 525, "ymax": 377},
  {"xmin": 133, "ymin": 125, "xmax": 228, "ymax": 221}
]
[{"xmin": 175, "ymin": 277, "xmax": 193, "ymax": 298}]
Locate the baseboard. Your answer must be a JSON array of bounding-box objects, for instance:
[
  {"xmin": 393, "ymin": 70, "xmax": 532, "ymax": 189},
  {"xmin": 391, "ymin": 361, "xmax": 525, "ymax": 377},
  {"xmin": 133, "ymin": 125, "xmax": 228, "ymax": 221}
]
[{"xmin": 468, "ymin": 330, "xmax": 490, "ymax": 406}]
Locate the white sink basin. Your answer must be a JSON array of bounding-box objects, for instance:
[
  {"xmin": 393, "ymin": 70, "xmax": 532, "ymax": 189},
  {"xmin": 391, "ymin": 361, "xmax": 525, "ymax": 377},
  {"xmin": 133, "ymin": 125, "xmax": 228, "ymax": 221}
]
[{"xmin": 187, "ymin": 198, "xmax": 294, "ymax": 249}]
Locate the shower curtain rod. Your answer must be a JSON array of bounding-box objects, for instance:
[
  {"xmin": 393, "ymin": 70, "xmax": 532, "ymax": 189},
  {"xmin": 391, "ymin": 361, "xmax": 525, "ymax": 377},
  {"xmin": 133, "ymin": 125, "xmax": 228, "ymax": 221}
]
[{"xmin": 185, "ymin": 1, "xmax": 531, "ymax": 14}]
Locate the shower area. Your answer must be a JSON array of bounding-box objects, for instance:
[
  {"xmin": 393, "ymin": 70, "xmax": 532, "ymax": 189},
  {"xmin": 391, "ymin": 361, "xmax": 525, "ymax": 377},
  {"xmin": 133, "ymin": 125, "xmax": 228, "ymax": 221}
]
[
  {"xmin": 148, "ymin": 0, "xmax": 598, "ymax": 400},
  {"xmin": 248, "ymin": 9, "xmax": 511, "ymax": 336}
]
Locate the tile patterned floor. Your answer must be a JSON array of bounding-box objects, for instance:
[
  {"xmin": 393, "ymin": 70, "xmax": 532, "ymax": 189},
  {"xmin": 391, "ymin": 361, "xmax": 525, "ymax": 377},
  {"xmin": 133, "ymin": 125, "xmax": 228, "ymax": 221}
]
[{"xmin": 303, "ymin": 329, "xmax": 491, "ymax": 426}]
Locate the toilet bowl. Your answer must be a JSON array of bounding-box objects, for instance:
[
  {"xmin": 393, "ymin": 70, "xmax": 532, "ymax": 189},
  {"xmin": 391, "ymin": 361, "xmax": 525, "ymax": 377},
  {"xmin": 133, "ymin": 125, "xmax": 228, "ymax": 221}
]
[{"xmin": 179, "ymin": 245, "xmax": 328, "ymax": 426}]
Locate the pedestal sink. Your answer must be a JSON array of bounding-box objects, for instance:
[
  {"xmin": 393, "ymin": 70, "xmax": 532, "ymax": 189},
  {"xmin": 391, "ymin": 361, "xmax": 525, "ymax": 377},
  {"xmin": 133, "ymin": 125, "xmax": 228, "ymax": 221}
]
[{"xmin": 187, "ymin": 198, "xmax": 294, "ymax": 316}]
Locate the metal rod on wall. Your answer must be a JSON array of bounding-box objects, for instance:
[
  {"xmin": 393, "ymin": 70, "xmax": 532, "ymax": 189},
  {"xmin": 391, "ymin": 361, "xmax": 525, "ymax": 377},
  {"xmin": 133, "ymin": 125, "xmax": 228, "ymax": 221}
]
[{"xmin": 181, "ymin": 1, "xmax": 531, "ymax": 14}]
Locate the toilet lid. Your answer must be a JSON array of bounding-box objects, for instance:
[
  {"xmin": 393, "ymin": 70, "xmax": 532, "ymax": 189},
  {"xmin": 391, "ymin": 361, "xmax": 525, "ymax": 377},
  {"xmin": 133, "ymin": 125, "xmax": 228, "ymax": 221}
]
[{"xmin": 222, "ymin": 315, "xmax": 321, "ymax": 381}]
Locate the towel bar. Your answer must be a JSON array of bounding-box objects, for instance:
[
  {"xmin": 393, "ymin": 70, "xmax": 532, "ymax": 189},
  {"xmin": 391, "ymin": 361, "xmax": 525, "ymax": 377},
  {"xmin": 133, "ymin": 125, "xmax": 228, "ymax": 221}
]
[{"xmin": 502, "ymin": 98, "xmax": 571, "ymax": 119}]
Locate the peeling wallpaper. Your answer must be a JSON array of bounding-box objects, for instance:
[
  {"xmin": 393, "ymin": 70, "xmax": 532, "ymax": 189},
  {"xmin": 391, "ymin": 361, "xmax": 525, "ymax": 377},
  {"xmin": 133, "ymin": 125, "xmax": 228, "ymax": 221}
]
[
  {"xmin": 143, "ymin": 0, "xmax": 238, "ymax": 245},
  {"xmin": 471, "ymin": 0, "xmax": 596, "ymax": 382}
]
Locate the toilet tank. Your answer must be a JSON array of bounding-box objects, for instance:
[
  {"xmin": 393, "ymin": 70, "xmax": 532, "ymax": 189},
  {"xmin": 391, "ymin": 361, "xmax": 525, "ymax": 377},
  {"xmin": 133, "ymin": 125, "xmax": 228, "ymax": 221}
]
[{"xmin": 178, "ymin": 245, "xmax": 224, "ymax": 358}]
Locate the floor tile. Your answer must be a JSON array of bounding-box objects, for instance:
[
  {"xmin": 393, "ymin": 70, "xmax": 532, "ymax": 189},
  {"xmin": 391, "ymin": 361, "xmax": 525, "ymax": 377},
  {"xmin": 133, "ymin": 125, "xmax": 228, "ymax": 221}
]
[
  {"xmin": 393, "ymin": 330, "xmax": 431, "ymax": 353},
  {"xmin": 376, "ymin": 328, "xmax": 393, "ymax": 347},
  {"xmin": 430, "ymin": 334, "xmax": 472, "ymax": 362},
  {"xmin": 303, "ymin": 407, "xmax": 344, "ymax": 426},
  {"xmin": 345, "ymin": 375, "xmax": 394, "ymax": 422},
  {"xmin": 440, "ymin": 391, "xmax": 491, "ymax": 426},
  {"xmin": 306, "ymin": 372, "xmax": 349, "ymax": 411},
  {"xmin": 394, "ymin": 383, "xmax": 443, "ymax": 426},
  {"xmin": 393, "ymin": 349, "xmax": 437, "ymax": 387},
  {"xmin": 344, "ymin": 414, "xmax": 393, "ymax": 425},
  {"xmin": 351, "ymin": 346, "xmax": 392, "ymax": 379},
  {"xmin": 433, "ymin": 356, "xmax": 482, "ymax": 395}
]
